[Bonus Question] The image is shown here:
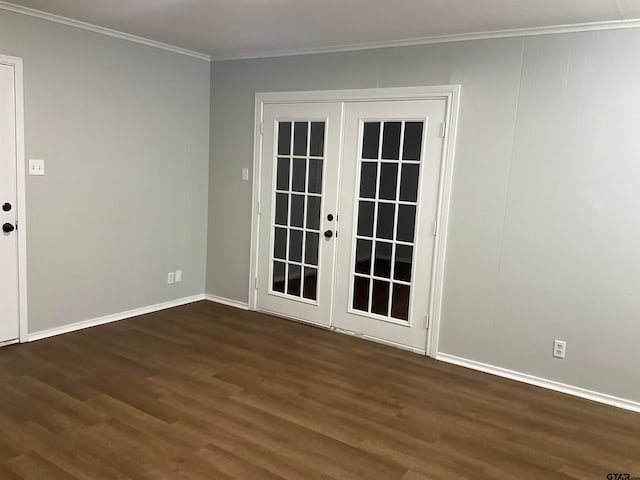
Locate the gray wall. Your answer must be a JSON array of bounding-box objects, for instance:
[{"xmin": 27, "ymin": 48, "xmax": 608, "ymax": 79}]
[
  {"xmin": 207, "ymin": 29, "xmax": 640, "ymax": 403},
  {"xmin": 0, "ymin": 10, "xmax": 210, "ymax": 333}
]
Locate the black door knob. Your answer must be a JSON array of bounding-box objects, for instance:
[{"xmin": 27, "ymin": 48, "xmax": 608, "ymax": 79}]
[
  {"xmin": 2, "ymin": 203, "xmax": 10, "ymax": 212},
  {"xmin": 2, "ymin": 223, "xmax": 15, "ymax": 233},
  {"xmin": 324, "ymin": 230, "xmax": 333, "ymax": 238},
  {"xmin": 327, "ymin": 214, "xmax": 334, "ymax": 221}
]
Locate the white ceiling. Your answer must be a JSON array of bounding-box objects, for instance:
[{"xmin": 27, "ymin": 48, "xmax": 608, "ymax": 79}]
[{"xmin": 6, "ymin": 0, "xmax": 640, "ymax": 59}]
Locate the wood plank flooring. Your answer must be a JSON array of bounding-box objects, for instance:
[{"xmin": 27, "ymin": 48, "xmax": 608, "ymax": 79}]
[{"xmin": 0, "ymin": 301, "xmax": 638, "ymax": 479}]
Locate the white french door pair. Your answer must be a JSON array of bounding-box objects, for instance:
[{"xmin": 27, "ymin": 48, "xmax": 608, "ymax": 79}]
[{"xmin": 256, "ymin": 97, "xmax": 447, "ymax": 352}]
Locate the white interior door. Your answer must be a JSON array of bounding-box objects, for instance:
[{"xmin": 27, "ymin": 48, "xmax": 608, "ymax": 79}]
[
  {"xmin": 256, "ymin": 103, "xmax": 343, "ymax": 326},
  {"xmin": 0, "ymin": 62, "xmax": 20, "ymax": 343},
  {"xmin": 333, "ymin": 100, "xmax": 447, "ymax": 351}
]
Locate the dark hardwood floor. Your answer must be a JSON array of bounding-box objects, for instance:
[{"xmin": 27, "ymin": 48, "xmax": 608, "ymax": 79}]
[{"xmin": 0, "ymin": 301, "xmax": 637, "ymax": 479}]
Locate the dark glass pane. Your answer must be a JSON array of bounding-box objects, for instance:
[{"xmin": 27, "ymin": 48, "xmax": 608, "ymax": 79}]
[
  {"xmin": 374, "ymin": 242, "xmax": 392, "ymax": 278},
  {"xmin": 399, "ymin": 164, "xmax": 420, "ymax": 202},
  {"xmin": 379, "ymin": 163, "xmax": 398, "ymax": 200},
  {"xmin": 275, "ymin": 193, "xmax": 288, "ymax": 226},
  {"xmin": 376, "ymin": 203, "xmax": 395, "ymax": 240},
  {"xmin": 353, "ymin": 276, "xmax": 370, "ymax": 311},
  {"xmin": 355, "ymin": 239, "xmax": 372, "ymax": 275},
  {"xmin": 391, "ymin": 284, "xmax": 410, "ymax": 321},
  {"xmin": 305, "ymin": 232, "xmax": 319, "ymax": 266},
  {"xmin": 276, "ymin": 157, "xmax": 290, "ymax": 191},
  {"xmin": 382, "ymin": 122, "xmax": 401, "ymax": 160},
  {"xmin": 289, "ymin": 229, "xmax": 303, "ymax": 262},
  {"xmin": 303, "ymin": 267, "xmax": 318, "ymax": 300},
  {"xmin": 292, "ymin": 158, "xmax": 306, "ymax": 192},
  {"xmin": 357, "ymin": 201, "xmax": 375, "ymax": 237},
  {"xmin": 362, "ymin": 122, "xmax": 380, "ymax": 159},
  {"xmin": 287, "ymin": 264, "xmax": 301, "ymax": 296},
  {"xmin": 359, "ymin": 162, "xmax": 377, "ymax": 199},
  {"xmin": 272, "ymin": 261, "xmax": 285, "ymax": 293},
  {"xmin": 274, "ymin": 227, "xmax": 287, "ymax": 260},
  {"xmin": 394, "ymin": 245, "xmax": 413, "ymax": 282},
  {"xmin": 290, "ymin": 195, "xmax": 304, "ymax": 228},
  {"xmin": 309, "ymin": 122, "xmax": 325, "ymax": 157},
  {"xmin": 306, "ymin": 196, "xmax": 321, "ymax": 230},
  {"xmin": 308, "ymin": 159, "xmax": 323, "ymax": 194},
  {"xmin": 293, "ymin": 122, "xmax": 308, "ymax": 156},
  {"xmin": 277, "ymin": 122, "xmax": 291, "ymax": 156},
  {"xmin": 403, "ymin": 122, "xmax": 424, "ymax": 161},
  {"xmin": 371, "ymin": 280, "xmax": 390, "ymax": 316},
  {"xmin": 397, "ymin": 205, "xmax": 416, "ymax": 242}
]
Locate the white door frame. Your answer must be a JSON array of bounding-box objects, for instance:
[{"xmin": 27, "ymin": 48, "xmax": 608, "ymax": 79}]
[
  {"xmin": 0, "ymin": 54, "xmax": 28, "ymax": 343},
  {"xmin": 249, "ymin": 85, "xmax": 460, "ymax": 357}
]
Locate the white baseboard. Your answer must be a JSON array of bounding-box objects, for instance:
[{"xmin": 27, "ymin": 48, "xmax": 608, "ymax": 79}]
[
  {"xmin": 204, "ymin": 294, "xmax": 250, "ymax": 310},
  {"xmin": 28, "ymin": 294, "xmax": 205, "ymax": 342},
  {"xmin": 436, "ymin": 352, "xmax": 640, "ymax": 414}
]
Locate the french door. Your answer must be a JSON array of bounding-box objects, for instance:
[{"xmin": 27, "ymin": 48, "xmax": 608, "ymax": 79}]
[
  {"xmin": 0, "ymin": 61, "xmax": 20, "ymax": 344},
  {"xmin": 256, "ymin": 97, "xmax": 447, "ymax": 352}
]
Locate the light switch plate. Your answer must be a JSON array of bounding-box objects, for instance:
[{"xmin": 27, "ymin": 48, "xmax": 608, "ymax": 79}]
[
  {"xmin": 29, "ymin": 159, "xmax": 45, "ymax": 176},
  {"xmin": 241, "ymin": 168, "xmax": 249, "ymax": 181}
]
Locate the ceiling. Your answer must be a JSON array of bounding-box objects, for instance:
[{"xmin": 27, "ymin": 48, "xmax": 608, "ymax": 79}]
[{"xmin": 6, "ymin": 0, "xmax": 640, "ymax": 59}]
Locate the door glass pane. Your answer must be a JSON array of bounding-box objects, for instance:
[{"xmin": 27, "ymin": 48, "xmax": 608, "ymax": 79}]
[
  {"xmin": 278, "ymin": 122, "xmax": 291, "ymax": 156},
  {"xmin": 271, "ymin": 120, "xmax": 326, "ymax": 302},
  {"xmin": 277, "ymin": 158, "xmax": 290, "ymax": 190},
  {"xmin": 353, "ymin": 276, "xmax": 370, "ymax": 311},
  {"xmin": 303, "ymin": 268, "xmax": 318, "ymax": 300},
  {"xmin": 355, "ymin": 239, "xmax": 372, "ymax": 275},
  {"xmin": 362, "ymin": 122, "xmax": 380, "ymax": 159},
  {"xmin": 373, "ymin": 241, "xmax": 392, "ymax": 278},
  {"xmin": 359, "ymin": 162, "xmax": 377, "ymax": 198},
  {"xmin": 371, "ymin": 280, "xmax": 390, "ymax": 316},
  {"xmin": 381, "ymin": 122, "xmax": 401, "ymax": 160},
  {"xmin": 274, "ymin": 228, "xmax": 287, "ymax": 260},
  {"xmin": 273, "ymin": 261, "xmax": 286, "ymax": 293},
  {"xmin": 309, "ymin": 122, "xmax": 325, "ymax": 157},
  {"xmin": 293, "ymin": 122, "xmax": 308, "ymax": 156},
  {"xmin": 391, "ymin": 284, "xmax": 410, "ymax": 321},
  {"xmin": 402, "ymin": 122, "xmax": 423, "ymax": 161},
  {"xmin": 308, "ymin": 159, "xmax": 323, "ymax": 194},
  {"xmin": 351, "ymin": 120, "xmax": 424, "ymax": 322},
  {"xmin": 379, "ymin": 163, "xmax": 398, "ymax": 200},
  {"xmin": 287, "ymin": 264, "xmax": 301, "ymax": 296}
]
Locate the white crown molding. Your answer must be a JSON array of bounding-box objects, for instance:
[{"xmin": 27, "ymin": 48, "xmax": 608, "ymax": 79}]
[
  {"xmin": 437, "ymin": 353, "xmax": 640, "ymax": 414},
  {"xmin": 27, "ymin": 294, "xmax": 206, "ymax": 342},
  {"xmin": 211, "ymin": 18, "xmax": 640, "ymax": 61},
  {"xmin": 0, "ymin": 1, "xmax": 210, "ymax": 62},
  {"xmin": 204, "ymin": 294, "xmax": 249, "ymax": 310}
]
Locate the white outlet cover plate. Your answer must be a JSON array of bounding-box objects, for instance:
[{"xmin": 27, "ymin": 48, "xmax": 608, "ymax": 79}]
[{"xmin": 175, "ymin": 270, "xmax": 182, "ymax": 282}]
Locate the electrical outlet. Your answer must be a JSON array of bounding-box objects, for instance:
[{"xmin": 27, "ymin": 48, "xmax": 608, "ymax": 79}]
[
  {"xmin": 167, "ymin": 272, "xmax": 175, "ymax": 285},
  {"xmin": 175, "ymin": 270, "xmax": 182, "ymax": 282},
  {"xmin": 553, "ymin": 340, "xmax": 566, "ymax": 359},
  {"xmin": 241, "ymin": 168, "xmax": 249, "ymax": 181}
]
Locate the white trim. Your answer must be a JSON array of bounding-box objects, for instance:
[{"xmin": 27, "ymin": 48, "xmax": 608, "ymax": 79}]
[
  {"xmin": 250, "ymin": 86, "xmax": 460, "ymax": 357},
  {"xmin": 0, "ymin": 1, "xmax": 210, "ymax": 62},
  {"xmin": 28, "ymin": 294, "xmax": 205, "ymax": 342},
  {"xmin": 212, "ymin": 18, "xmax": 640, "ymax": 61},
  {"xmin": 0, "ymin": 54, "xmax": 28, "ymax": 343},
  {"xmin": 205, "ymin": 294, "xmax": 250, "ymax": 310},
  {"xmin": 436, "ymin": 353, "xmax": 640, "ymax": 414},
  {"xmin": 333, "ymin": 327, "xmax": 425, "ymax": 355}
]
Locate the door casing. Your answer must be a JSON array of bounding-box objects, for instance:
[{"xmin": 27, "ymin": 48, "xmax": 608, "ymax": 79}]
[
  {"xmin": 249, "ymin": 86, "xmax": 460, "ymax": 357},
  {"xmin": 0, "ymin": 54, "xmax": 27, "ymax": 343}
]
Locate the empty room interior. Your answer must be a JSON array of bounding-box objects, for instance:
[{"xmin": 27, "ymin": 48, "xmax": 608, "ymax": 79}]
[{"xmin": 1, "ymin": 0, "xmax": 640, "ymax": 478}]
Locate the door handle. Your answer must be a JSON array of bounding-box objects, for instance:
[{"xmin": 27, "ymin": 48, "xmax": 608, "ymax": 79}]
[
  {"xmin": 324, "ymin": 230, "xmax": 333, "ymax": 238},
  {"xmin": 2, "ymin": 223, "xmax": 15, "ymax": 233},
  {"xmin": 2, "ymin": 203, "xmax": 10, "ymax": 212}
]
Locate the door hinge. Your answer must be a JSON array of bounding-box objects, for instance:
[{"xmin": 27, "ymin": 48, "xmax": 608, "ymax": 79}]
[
  {"xmin": 440, "ymin": 122, "xmax": 446, "ymax": 138},
  {"xmin": 257, "ymin": 202, "xmax": 262, "ymax": 214},
  {"xmin": 426, "ymin": 313, "xmax": 430, "ymax": 329},
  {"xmin": 432, "ymin": 220, "xmax": 437, "ymax": 236},
  {"xmin": 254, "ymin": 277, "xmax": 258, "ymax": 290},
  {"xmin": 260, "ymin": 122, "xmax": 264, "ymax": 135}
]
